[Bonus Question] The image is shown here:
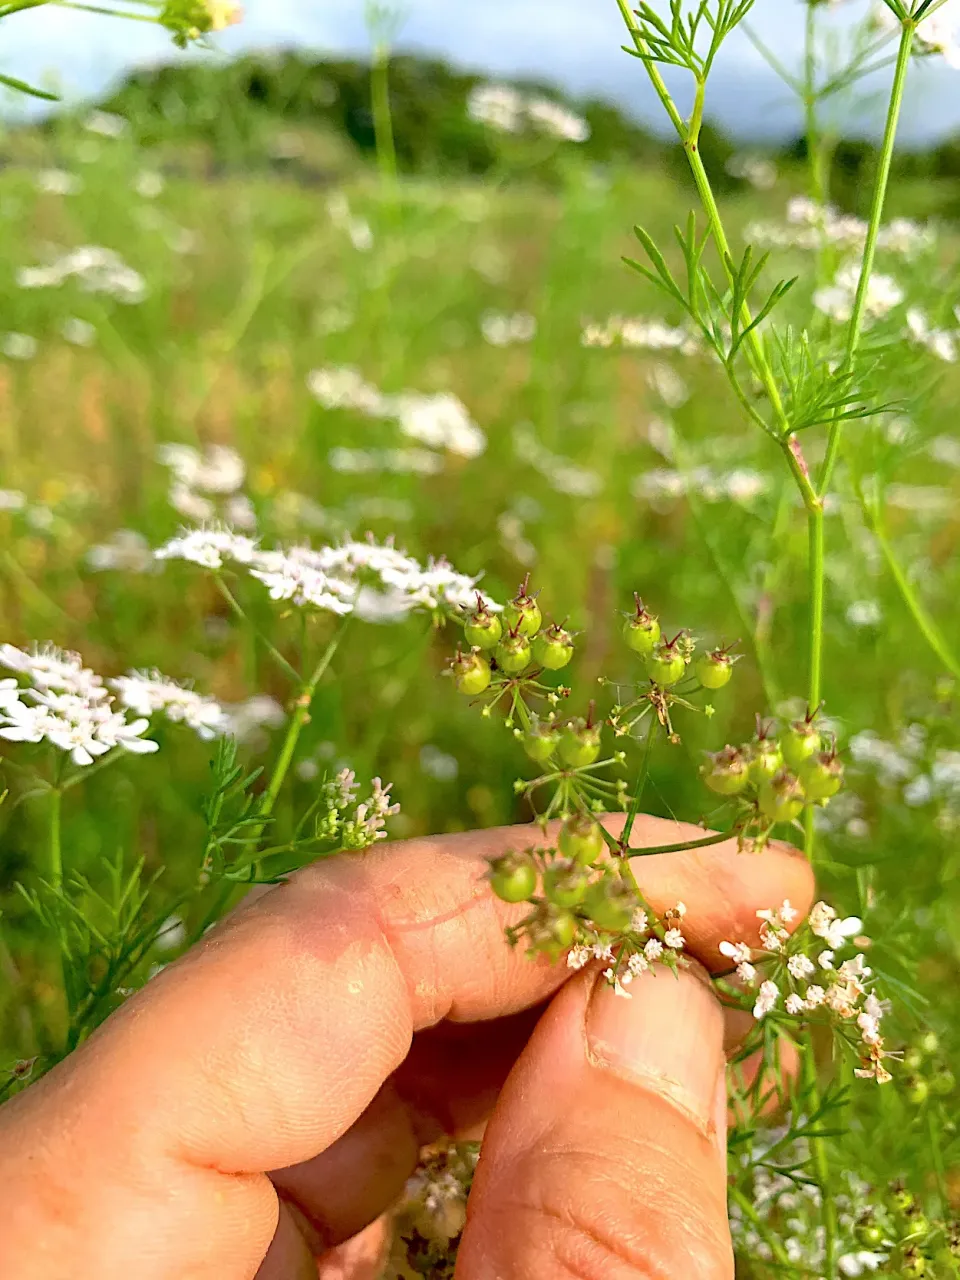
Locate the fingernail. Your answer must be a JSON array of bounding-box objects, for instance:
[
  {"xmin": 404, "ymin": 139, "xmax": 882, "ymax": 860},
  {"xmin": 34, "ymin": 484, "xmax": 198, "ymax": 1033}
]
[{"xmin": 585, "ymin": 964, "xmax": 724, "ymax": 1135}]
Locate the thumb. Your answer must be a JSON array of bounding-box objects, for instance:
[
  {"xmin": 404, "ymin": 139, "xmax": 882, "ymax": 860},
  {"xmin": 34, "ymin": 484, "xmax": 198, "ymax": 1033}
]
[{"xmin": 456, "ymin": 963, "xmax": 732, "ymax": 1280}]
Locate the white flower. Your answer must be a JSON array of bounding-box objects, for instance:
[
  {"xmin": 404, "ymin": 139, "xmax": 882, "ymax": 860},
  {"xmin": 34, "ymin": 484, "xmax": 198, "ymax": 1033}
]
[
  {"xmin": 753, "ymin": 980, "xmax": 780, "ymax": 1019},
  {"xmin": 603, "ymin": 967, "xmax": 633, "ymax": 998},
  {"xmin": 805, "ymin": 985, "xmax": 826, "ymax": 1009},
  {"xmin": 111, "ymin": 671, "xmax": 228, "ymax": 740},
  {"xmin": 525, "ymin": 96, "xmax": 590, "ymax": 143},
  {"xmin": 154, "ymin": 526, "xmax": 259, "ymax": 569},
  {"xmin": 630, "ymin": 908, "xmax": 648, "ymax": 934},
  {"xmin": 720, "ymin": 940, "xmax": 753, "ymax": 966},
  {"xmin": 2, "ymin": 332, "xmax": 38, "ymax": 361},
  {"xmin": 626, "ymin": 952, "xmax": 649, "ymax": 978},
  {"xmin": 467, "ymin": 83, "xmax": 526, "ymax": 133},
  {"xmin": 818, "ymin": 950, "xmax": 835, "ymax": 970},
  {"xmin": 0, "ymin": 678, "xmax": 21, "ymax": 709},
  {"xmin": 87, "ymin": 529, "xmax": 155, "ymax": 574},
  {"xmin": 395, "ymin": 392, "xmax": 486, "ymax": 458},
  {"xmin": 784, "ymin": 994, "xmax": 805, "ymax": 1016},
  {"xmin": 737, "ymin": 961, "xmax": 757, "ymax": 984},
  {"xmin": 567, "ymin": 945, "xmax": 591, "ymax": 971},
  {"xmin": 643, "ymin": 937, "xmax": 663, "ymax": 963},
  {"xmin": 1, "ymin": 643, "xmax": 103, "ymax": 698},
  {"xmin": 664, "ymin": 928, "xmax": 684, "ymax": 950},
  {"xmin": 481, "ymin": 311, "xmax": 537, "ymax": 347},
  {"xmin": 788, "ymin": 955, "xmax": 816, "ymax": 980}
]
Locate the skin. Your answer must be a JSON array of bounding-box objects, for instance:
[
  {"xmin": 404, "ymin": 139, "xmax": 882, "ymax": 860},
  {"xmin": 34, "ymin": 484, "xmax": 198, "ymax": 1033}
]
[{"xmin": 0, "ymin": 814, "xmax": 813, "ymax": 1280}]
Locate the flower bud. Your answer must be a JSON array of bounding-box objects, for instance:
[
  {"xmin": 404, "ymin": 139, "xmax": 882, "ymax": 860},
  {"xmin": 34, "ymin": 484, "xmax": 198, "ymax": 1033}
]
[
  {"xmin": 496, "ymin": 631, "xmax": 532, "ymax": 675},
  {"xmin": 855, "ymin": 1215, "xmax": 883, "ymax": 1249},
  {"xmin": 701, "ymin": 745, "xmax": 751, "ymax": 796},
  {"xmin": 584, "ymin": 874, "xmax": 635, "ymax": 933},
  {"xmin": 523, "ymin": 716, "xmax": 561, "ymax": 764},
  {"xmin": 623, "ymin": 595, "xmax": 661, "ymax": 657},
  {"xmin": 758, "ymin": 769, "xmax": 806, "ymax": 823},
  {"xmin": 463, "ymin": 599, "xmax": 502, "ymax": 651},
  {"xmin": 558, "ymin": 714, "xmax": 602, "ymax": 768},
  {"xmin": 532, "ymin": 623, "xmax": 574, "ymax": 670},
  {"xmin": 905, "ymin": 1075, "xmax": 929, "ymax": 1107},
  {"xmin": 933, "ymin": 1067, "xmax": 955, "ymax": 1096},
  {"xmin": 451, "ymin": 649, "xmax": 492, "ymax": 696},
  {"xmin": 488, "ymin": 853, "xmax": 537, "ymax": 903},
  {"xmin": 558, "ymin": 813, "xmax": 605, "ymax": 865},
  {"xmin": 502, "ymin": 574, "xmax": 542, "ymax": 638}
]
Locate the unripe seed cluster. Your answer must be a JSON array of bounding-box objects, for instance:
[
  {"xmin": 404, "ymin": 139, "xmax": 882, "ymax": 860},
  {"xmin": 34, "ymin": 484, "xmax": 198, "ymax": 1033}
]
[
  {"xmin": 450, "ymin": 580, "xmax": 575, "ymax": 697},
  {"xmin": 700, "ymin": 715, "xmax": 845, "ymax": 833},
  {"xmin": 488, "ymin": 817, "xmax": 688, "ymax": 982}
]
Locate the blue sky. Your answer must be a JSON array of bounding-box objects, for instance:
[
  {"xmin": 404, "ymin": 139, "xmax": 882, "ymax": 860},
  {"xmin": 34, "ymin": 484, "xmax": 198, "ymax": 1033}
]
[{"xmin": 3, "ymin": 1, "xmax": 959, "ymax": 143}]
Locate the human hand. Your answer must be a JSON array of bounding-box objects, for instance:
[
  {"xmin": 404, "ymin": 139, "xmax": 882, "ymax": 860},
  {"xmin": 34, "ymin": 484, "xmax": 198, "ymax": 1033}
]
[{"xmin": 0, "ymin": 816, "xmax": 812, "ymax": 1280}]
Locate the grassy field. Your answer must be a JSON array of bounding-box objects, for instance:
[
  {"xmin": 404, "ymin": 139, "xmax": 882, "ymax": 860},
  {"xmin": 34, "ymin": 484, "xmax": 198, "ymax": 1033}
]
[{"xmin": 1, "ymin": 63, "xmax": 960, "ymax": 1241}]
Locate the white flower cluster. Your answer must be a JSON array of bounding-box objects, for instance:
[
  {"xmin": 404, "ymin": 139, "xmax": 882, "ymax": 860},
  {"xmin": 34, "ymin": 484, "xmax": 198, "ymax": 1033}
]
[
  {"xmin": 633, "ymin": 464, "xmax": 770, "ymax": 508},
  {"xmin": 481, "ymin": 311, "xmax": 537, "ymax": 347},
  {"xmin": 87, "ymin": 529, "xmax": 156, "ymax": 574},
  {"xmin": 36, "ymin": 169, "xmax": 81, "ymax": 196},
  {"xmin": 1, "ymin": 333, "xmax": 37, "ymax": 361},
  {"xmin": 157, "ymin": 442, "xmax": 255, "ymax": 529},
  {"xmin": 513, "ymin": 424, "xmax": 603, "ymax": 498},
  {"xmin": 581, "ymin": 314, "xmax": 699, "ymax": 354},
  {"xmin": 467, "ymin": 83, "xmax": 590, "ymax": 142},
  {"xmin": 905, "ymin": 306, "xmax": 959, "ymax": 363},
  {"xmin": 814, "ymin": 263, "xmax": 904, "ymax": 325},
  {"xmin": 17, "ymin": 246, "xmax": 147, "ymax": 304},
  {"xmin": 721, "ymin": 900, "xmax": 891, "ymax": 1083},
  {"xmin": 567, "ymin": 902, "xmax": 687, "ymax": 998},
  {"xmin": 328, "ymin": 446, "xmax": 443, "ymax": 476},
  {"xmin": 747, "ymin": 197, "xmax": 936, "ymax": 257},
  {"xmin": 153, "ymin": 526, "xmax": 499, "ymax": 620},
  {"xmin": 725, "ymin": 151, "xmax": 777, "ymax": 191},
  {"xmin": 0, "ymin": 644, "xmax": 157, "ymax": 766},
  {"xmin": 307, "ymin": 366, "xmax": 486, "ymax": 459},
  {"xmin": 110, "ymin": 671, "xmax": 228, "ymax": 740},
  {"xmin": 731, "ymin": 1141, "xmax": 888, "ymax": 1277},
  {"xmin": 850, "ymin": 723, "xmax": 960, "ymax": 829},
  {"xmin": 316, "ymin": 768, "xmax": 401, "ymax": 849}
]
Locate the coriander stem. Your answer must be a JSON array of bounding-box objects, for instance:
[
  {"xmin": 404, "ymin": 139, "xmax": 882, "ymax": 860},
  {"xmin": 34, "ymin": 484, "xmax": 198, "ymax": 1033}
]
[
  {"xmin": 804, "ymin": 506, "xmax": 825, "ymax": 860},
  {"xmin": 803, "ymin": 1044, "xmax": 838, "ymax": 1278},
  {"xmin": 615, "ymin": 1, "xmax": 821, "ymax": 517},
  {"xmin": 626, "ymin": 829, "xmax": 733, "ymax": 859},
  {"xmin": 818, "ymin": 18, "xmax": 915, "ymax": 496},
  {"xmin": 370, "ymin": 41, "xmax": 398, "ymax": 197},
  {"xmin": 214, "ymin": 576, "xmax": 301, "ymax": 685},
  {"xmin": 49, "ymin": 787, "xmax": 62, "ymax": 891},
  {"xmin": 258, "ymin": 623, "xmax": 348, "ymax": 822}
]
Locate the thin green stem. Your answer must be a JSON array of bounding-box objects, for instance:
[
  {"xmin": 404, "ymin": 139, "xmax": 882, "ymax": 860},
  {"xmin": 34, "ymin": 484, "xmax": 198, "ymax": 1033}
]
[
  {"xmin": 49, "ymin": 787, "xmax": 62, "ymax": 891},
  {"xmin": 927, "ymin": 1106, "xmax": 948, "ymax": 1211},
  {"xmin": 866, "ymin": 501, "xmax": 960, "ymax": 681},
  {"xmin": 620, "ymin": 714, "xmax": 658, "ymax": 849},
  {"xmin": 803, "ymin": 1044, "xmax": 837, "ymax": 1278},
  {"xmin": 258, "ymin": 623, "xmax": 348, "ymax": 822},
  {"xmin": 803, "ymin": 4, "xmax": 827, "ymax": 208},
  {"xmin": 818, "ymin": 19, "xmax": 915, "ymax": 497},
  {"xmin": 804, "ymin": 508, "xmax": 825, "ymax": 860},
  {"xmin": 214, "ymin": 576, "xmax": 301, "ymax": 685},
  {"xmin": 626, "ymin": 829, "xmax": 734, "ymax": 859},
  {"xmin": 616, "ymin": 2, "xmax": 821, "ymax": 517},
  {"xmin": 370, "ymin": 44, "xmax": 398, "ymax": 196}
]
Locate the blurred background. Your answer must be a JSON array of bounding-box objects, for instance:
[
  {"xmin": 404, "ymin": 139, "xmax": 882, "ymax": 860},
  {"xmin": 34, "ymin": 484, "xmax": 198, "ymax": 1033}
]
[{"xmin": 1, "ymin": 2, "xmax": 959, "ymax": 1053}]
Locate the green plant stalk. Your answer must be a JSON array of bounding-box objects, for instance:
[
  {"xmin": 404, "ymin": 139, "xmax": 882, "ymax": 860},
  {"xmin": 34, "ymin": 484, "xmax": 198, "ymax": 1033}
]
[
  {"xmin": 49, "ymin": 787, "xmax": 62, "ymax": 891},
  {"xmin": 258, "ymin": 623, "xmax": 348, "ymax": 822},
  {"xmin": 370, "ymin": 43, "xmax": 398, "ymax": 196},
  {"xmin": 804, "ymin": 507, "xmax": 825, "ymax": 860},
  {"xmin": 616, "ymin": 2, "xmax": 820, "ymax": 516},
  {"xmin": 818, "ymin": 18, "xmax": 915, "ymax": 496},
  {"xmin": 803, "ymin": 1041, "xmax": 837, "ymax": 1277},
  {"xmin": 867, "ymin": 502, "xmax": 960, "ymax": 681},
  {"xmin": 214, "ymin": 576, "xmax": 301, "ymax": 684}
]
